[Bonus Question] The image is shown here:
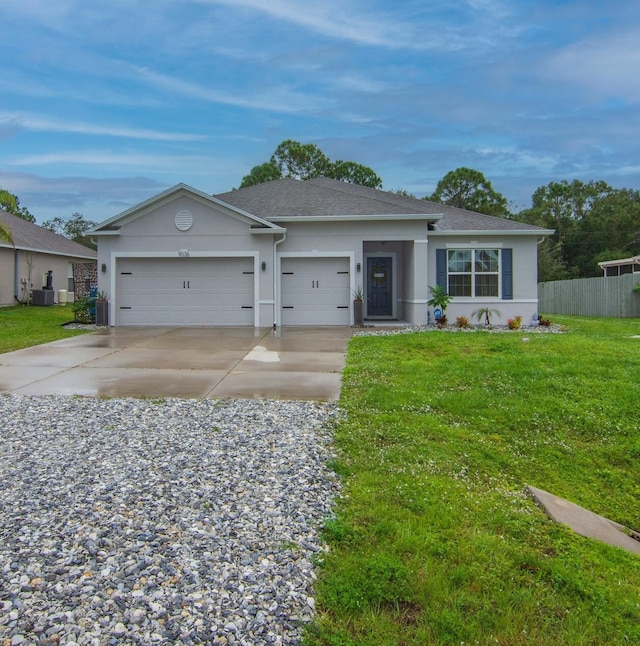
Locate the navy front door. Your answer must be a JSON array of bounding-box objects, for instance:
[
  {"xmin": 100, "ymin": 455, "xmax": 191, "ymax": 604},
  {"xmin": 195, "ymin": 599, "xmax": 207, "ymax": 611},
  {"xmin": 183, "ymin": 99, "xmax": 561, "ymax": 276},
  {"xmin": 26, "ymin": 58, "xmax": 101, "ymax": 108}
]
[{"xmin": 367, "ymin": 257, "xmax": 393, "ymax": 317}]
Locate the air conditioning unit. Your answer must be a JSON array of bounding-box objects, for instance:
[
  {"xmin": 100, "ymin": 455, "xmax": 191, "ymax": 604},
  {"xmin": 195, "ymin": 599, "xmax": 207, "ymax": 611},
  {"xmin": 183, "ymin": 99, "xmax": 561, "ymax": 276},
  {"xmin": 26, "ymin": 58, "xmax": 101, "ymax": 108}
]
[{"xmin": 32, "ymin": 289, "xmax": 55, "ymax": 306}]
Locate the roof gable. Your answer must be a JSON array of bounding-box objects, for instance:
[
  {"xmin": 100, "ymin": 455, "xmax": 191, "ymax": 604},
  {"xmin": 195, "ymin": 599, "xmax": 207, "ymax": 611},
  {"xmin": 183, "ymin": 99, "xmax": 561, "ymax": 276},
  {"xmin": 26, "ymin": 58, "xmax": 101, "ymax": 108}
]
[
  {"xmin": 0, "ymin": 210, "xmax": 96, "ymax": 258},
  {"xmin": 90, "ymin": 183, "xmax": 282, "ymax": 234}
]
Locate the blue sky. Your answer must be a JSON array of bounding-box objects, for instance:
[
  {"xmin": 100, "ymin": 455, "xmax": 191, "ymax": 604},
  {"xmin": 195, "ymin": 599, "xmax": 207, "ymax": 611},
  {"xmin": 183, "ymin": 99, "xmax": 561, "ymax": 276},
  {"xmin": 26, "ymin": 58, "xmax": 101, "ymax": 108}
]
[{"xmin": 1, "ymin": 0, "xmax": 639, "ymax": 224}]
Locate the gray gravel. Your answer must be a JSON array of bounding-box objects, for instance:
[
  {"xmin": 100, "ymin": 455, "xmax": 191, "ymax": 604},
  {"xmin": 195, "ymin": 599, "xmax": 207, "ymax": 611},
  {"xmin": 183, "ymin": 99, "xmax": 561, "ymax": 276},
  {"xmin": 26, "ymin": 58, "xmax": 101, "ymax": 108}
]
[{"xmin": 0, "ymin": 395, "xmax": 340, "ymax": 645}]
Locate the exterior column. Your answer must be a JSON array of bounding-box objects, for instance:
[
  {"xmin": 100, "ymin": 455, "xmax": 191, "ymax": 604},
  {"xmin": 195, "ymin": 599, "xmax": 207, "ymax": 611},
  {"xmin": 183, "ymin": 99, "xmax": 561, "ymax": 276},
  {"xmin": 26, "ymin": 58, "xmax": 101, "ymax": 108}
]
[{"xmin": 410, "ymin": 239, "xmax": 429, "ymax": 325}]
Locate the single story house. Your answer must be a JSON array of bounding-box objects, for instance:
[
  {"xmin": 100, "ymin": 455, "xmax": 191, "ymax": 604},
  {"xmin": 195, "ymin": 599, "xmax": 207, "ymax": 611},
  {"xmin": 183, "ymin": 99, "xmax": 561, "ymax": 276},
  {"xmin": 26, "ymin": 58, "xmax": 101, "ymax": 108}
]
[
  {"xmin": 598, "ymin": 254, "xmax": 640, "ymax": 277},
  {"xmin": 0, "ymin": 209, "xmax": 97, "ymax": 306},
  {"xmin": 89, "ymin": 177, "xmax": 553, "ymax": 327}
]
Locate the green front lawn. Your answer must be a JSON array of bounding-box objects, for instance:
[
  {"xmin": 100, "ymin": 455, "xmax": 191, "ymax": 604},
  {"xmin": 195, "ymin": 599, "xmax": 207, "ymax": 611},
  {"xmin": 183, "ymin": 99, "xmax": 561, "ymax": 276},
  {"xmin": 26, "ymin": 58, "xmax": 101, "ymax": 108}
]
[
  {"xmin": 0, "ymin": 304, "xmax": 90, "ymax": 353},
  {"xmin": 309, "ymin": 316, "xmax": 640, "ymax": 645}
]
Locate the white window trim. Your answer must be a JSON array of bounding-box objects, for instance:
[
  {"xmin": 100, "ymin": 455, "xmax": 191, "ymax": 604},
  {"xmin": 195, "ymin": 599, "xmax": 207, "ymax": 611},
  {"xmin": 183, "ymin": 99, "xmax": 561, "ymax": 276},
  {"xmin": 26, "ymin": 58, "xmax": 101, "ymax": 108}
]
[{"xmin": 447, "ymin": 248, "xmax": 502, "ymax": 299}]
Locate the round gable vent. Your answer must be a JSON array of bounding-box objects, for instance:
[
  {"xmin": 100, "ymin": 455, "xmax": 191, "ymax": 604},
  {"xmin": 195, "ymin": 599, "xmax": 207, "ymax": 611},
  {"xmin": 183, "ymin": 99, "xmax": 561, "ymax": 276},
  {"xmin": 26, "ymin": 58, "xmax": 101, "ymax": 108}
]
[{"xmin": 175, "ymin": 210, "xmax": 193, "ymax": 231}]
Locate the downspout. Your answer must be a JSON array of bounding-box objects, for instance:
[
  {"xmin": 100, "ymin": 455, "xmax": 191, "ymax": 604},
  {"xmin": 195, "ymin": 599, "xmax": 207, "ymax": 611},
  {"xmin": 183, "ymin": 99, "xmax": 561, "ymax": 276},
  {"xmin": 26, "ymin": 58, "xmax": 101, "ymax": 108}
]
[
  {"xmin": 13, "ymin": 248, "xmax": 19, "ymax": 302},
  {"xmin": 273, "ymin": 232, "xmax": 287, "ymax": 328}
]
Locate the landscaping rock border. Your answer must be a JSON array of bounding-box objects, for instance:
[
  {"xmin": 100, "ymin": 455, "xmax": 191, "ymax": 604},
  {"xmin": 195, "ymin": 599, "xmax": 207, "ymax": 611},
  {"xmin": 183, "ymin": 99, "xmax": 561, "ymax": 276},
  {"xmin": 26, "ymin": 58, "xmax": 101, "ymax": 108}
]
[
  {"xmin": 354, "ymin": 324, "xmax": 565, "ymax": 337},
  {"xmin": 0, "ymin": 395, "xmax": 340, "ymax": 645}
]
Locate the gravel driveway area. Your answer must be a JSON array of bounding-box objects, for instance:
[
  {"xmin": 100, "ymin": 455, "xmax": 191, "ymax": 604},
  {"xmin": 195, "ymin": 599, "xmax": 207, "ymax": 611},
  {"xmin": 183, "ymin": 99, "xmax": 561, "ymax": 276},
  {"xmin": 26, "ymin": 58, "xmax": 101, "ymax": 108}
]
[{"xmin": 0, "ymin": 395, "xmax": 340, "ymax": 645}]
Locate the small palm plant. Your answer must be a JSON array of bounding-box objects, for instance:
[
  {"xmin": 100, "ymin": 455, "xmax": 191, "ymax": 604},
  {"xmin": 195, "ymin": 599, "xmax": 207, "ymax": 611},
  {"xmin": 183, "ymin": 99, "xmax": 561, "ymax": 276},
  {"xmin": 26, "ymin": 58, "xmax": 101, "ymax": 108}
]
[
  {"xmin": 472, "ymin": 306, "xmax": 501, "ymax": 327},
  {"xmin": 427, "ymin": 285, "xmax": 453, "ymax": 325}
]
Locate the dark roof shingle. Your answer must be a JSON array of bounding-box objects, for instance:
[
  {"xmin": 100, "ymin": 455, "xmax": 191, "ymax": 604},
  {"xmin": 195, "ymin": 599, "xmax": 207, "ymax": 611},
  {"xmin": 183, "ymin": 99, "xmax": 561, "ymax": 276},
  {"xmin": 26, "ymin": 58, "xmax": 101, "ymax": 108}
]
[
  {"xmin": 0, "ymin": 210, "xmax": 96, "ymax": 258},
  {"xmin": 216, "ymin": 177, "xmax": 548, "ymax": 233}
]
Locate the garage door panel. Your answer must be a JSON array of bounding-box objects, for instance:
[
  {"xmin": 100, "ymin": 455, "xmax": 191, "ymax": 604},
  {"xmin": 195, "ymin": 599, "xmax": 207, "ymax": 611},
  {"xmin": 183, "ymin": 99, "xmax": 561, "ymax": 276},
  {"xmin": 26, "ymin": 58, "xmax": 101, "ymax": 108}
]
[
  {"xmin": 117, "ymin": 257, "xmax": 254, "ymax": 326},
  {"xmin": 281, "ymin": 257, "xmax": 350, "ymax": 326}
]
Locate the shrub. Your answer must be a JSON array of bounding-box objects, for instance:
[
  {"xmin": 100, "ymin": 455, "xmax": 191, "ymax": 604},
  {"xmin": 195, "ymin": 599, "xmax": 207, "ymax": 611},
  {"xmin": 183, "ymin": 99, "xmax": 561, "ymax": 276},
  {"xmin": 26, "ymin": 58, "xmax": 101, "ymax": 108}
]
[
  {"xmin": 507, "ymin": 315, "xmax": 522, "ymax": 330},
  {"xmin": 539, "ymin": 317, "xmax": 552, "ymax": 326},
  {"xmin": 436, "ymin": 314, "xmax": 448, "ymax": 327},
  {"xmin": 70, "ymin": 296, "xmax": 94, "ymax": 323},
  {"xmin": 456, "ymin": 316, "xmax": 471, "ymax": 329}
]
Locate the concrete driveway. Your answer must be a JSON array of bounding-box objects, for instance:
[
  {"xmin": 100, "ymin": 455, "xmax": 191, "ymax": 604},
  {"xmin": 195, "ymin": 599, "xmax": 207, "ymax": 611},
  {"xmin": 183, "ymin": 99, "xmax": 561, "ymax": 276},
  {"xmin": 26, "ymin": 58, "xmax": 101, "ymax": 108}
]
[{"xmin": 0, "ymin": 327, "xmax": 353, "ymax": 401}]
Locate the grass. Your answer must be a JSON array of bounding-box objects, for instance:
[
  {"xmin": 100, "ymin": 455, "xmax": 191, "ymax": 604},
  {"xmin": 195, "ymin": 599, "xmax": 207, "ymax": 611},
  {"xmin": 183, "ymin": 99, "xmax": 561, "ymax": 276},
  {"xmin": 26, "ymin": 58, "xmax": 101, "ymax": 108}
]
[
  {"xmin": 308, "ymin": 316, "xmax": 640, "ymax": 645},
  {"xmin": 0, "ymin": 304, "xmax": 90, "ymax": 353}
]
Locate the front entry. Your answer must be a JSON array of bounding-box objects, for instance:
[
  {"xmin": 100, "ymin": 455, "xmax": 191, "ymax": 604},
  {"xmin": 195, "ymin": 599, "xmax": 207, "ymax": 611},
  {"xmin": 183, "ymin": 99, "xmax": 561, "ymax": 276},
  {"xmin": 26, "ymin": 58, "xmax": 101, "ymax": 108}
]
[{"xmin": 367, "ymin": 256, "xmax": 393, "ymax": 317}]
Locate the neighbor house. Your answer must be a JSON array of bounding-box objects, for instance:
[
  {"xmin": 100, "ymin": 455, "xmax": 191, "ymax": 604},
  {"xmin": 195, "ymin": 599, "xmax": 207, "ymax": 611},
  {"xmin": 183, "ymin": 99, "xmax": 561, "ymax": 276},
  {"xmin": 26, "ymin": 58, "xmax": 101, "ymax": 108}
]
[
  {"xmin": 88, "ymin": 178, "xmax": 553, "ymax": 327},
  {"xmin": 598, "ymin": 254, "xmax": 640, "ymax": 277},
  {"xmin": 0, "ymin": 209, "xmax": 97, "ymax": 306}
]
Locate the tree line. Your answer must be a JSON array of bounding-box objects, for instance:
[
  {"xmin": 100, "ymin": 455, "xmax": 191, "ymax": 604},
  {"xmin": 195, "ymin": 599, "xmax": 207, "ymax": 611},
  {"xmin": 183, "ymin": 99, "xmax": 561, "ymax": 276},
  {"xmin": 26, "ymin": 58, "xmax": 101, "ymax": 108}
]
[
  {"xmin": 2, "ymin": 139, "xmax": 638, "ymax": 280},
  {"xmin": 238, "ymin": 142, "xmax": 639, "ymax": 281},
  {"xmin": 0, "ymin": 189, "xmax": 97, "ymax": 250}
]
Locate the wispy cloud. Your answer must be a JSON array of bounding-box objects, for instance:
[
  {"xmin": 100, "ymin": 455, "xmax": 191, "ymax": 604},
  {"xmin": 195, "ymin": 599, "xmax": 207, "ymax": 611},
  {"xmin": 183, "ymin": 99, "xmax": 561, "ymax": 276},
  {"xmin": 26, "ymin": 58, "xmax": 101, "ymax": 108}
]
[
  {"xmin": 0, "ymin": 114, "xmax": 205, "ymax": 142},
  {"xmin": 543, "ymin": 28, "xmax": 640, "ymax": 103},
  {"xmin": 195, "ymin": 0, "xmax": 508, "ymax": 52},
  {"xmin": 200, "ymin": 0, "xmax": 413, "ymax": 48},
  {"xmin": 132, "ymin": 66, "xmax": 324, "ymax": 114},
  {"xmin": 9, "ymin": 151, "xmax": 211, "ymax": 169}
]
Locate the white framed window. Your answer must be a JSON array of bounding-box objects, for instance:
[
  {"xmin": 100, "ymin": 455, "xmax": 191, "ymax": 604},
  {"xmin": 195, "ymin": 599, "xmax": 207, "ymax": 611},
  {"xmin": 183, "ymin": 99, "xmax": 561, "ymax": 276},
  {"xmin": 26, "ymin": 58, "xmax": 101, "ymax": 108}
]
[{"xmin": 447, "ymin": 249, "xmax": 500, "ymax": 297}]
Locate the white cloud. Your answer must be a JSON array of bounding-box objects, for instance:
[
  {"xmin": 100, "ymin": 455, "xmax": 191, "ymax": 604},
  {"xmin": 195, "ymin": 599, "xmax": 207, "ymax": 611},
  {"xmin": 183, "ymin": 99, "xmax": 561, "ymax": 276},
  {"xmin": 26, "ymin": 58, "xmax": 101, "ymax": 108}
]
[
  {"xmin": 543, "ymin": 28, "xmax": 640, "ymax": 103},
  {"xmin": 192, "ymin": 0, "xmax": 501, "ymax": 52},
  {"xmin": 0, "ymin": 114, "xmax": 206, "ymax": 142},
  {"xmin": 334, "ymin": 75, "xmax": 395, "ymax": 93},
  {"xmin": 10, "ymin": 151, "xmax": 210, "ymax": 169},
  {"xmin": 200, "ymin": 0, "xmax": 412, "ymax": 48},
  {"xmin": 132, "ymin": 66, "xmax": 324, "ymax": 114}
]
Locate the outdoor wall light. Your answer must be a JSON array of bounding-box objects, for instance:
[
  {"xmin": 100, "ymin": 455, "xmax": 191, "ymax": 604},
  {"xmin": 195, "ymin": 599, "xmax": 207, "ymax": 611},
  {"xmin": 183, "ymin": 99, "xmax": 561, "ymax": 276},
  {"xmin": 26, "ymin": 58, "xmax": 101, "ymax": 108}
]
[
  {"xmin": 261, "ymin": 261, "xmax": 267, "ymax": 271},
  {"xmin": 356, "ymin": 262, "xmax": 361, "ymax": 272},
  {"xmin": 101, "ymin": 263, "xmax": 107, "ymax": 273}
]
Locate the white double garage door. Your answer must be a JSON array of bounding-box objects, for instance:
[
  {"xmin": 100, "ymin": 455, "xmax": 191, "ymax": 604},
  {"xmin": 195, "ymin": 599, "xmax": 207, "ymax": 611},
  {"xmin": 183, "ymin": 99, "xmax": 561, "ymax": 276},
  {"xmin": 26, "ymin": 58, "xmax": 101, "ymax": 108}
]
[{"xmin": 116, "ymin": 256, "xmax": 351, "ymax": 326}]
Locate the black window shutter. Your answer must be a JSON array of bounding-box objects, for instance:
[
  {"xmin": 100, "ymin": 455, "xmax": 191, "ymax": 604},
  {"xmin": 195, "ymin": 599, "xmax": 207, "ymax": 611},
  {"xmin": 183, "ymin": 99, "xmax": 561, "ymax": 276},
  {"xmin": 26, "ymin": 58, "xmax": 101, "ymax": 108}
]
[
  {"xmin": 436, "ymin": 249, "xmax": 447, "ymax": 289},
  {"xmin": 502, "ymin": 248, "xmax": 513, "ymax": 300}
]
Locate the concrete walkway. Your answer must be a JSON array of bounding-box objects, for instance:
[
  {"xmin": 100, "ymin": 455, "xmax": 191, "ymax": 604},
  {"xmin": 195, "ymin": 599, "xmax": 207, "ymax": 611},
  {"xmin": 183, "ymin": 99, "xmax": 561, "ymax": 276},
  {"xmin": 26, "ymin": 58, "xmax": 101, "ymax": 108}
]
[
  {"xmin": 528, "ymin": 485, "xmax": 640, "ymax": 555},
  {"xmin": 0, "ymin": 327, "xmax": 352, "ymax": 401}
]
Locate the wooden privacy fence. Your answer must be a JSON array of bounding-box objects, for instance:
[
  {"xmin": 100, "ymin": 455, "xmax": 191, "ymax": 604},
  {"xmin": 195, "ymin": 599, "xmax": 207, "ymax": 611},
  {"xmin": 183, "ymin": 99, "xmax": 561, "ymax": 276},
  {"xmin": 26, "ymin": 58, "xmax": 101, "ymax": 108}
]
[{"xmin": 538, "ymin": 273, "xmax": 640, "ymax": 318}]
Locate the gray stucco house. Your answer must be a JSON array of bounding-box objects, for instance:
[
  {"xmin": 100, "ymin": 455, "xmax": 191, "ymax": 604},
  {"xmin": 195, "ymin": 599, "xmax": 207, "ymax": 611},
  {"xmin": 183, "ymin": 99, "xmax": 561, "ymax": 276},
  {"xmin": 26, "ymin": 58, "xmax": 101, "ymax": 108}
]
[
  {"xmin": 89, "ymin": 177, "xmax": 552, "ymax": 327},
  {"xmin": 0, "ymin": 209, "xmax": 97, "ymax": 306}
]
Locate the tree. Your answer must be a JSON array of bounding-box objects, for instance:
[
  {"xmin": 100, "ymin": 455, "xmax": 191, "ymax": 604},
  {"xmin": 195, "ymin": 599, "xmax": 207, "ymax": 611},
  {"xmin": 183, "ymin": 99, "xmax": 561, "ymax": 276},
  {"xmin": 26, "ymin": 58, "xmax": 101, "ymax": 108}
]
[
  {"xmin": 0, "ymin": 188, "xmax": 36, "ymax": 222},
  {"xmin": 0, "ymin": 222, "xmax": 13, "ymax": 246},
  {"xmin": 238, "ymin": 139, "xmax": 383, "ymax": 189},
  {"xmin": 43, "ymin": 212, "xmax": 98, "ymax": 250},
  {"xmin": 511, "ymin": 179, "xmax": 634, "ymax": 279},
  {"xmin": 239, "ymin": 161, "xmax": 282, "ymax": 188},
  {"xmin": 536, "ymin": 238, "xmax": 571, "ymax": 282},
  {"xmin": 429, "ymin": 167, "xmax": 509, "ymax": 217},
  {"xmin": 577, "ymin": 188, "xmax": 640, "ymax": 276},
  {"xmin": 327, "ymin": 160, "xmax": 382, "ymax": 189},
  {"xmin": 271, "ymin": 140, "xmax": 331, "ymax": 180},
  {"xmin": 392, "ymin": 188, "xmax": 416, "ymax": 198}
]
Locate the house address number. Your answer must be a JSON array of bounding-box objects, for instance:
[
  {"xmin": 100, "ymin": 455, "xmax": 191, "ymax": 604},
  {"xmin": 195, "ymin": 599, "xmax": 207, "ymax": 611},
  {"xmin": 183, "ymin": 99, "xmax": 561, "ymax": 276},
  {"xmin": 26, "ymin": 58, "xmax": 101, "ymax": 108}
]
[{"xmin": 178, "ymin": 249, "xmax": 190, "ymax": 257}]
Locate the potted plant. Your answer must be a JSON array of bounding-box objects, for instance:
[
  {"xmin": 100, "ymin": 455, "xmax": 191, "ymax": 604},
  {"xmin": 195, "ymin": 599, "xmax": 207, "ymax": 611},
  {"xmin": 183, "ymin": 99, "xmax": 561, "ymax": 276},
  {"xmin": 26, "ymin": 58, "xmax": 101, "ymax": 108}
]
[
  {"xmin": 95, "ymin": 290, "xmax": 109, "ymax": 326},
  {"xmin": 427, "ymin": 284, "xmax": 453, "ymax": 326},
  {"xmin": 353, "ymin": 285, "xmax": 364, "ymax": 326}
]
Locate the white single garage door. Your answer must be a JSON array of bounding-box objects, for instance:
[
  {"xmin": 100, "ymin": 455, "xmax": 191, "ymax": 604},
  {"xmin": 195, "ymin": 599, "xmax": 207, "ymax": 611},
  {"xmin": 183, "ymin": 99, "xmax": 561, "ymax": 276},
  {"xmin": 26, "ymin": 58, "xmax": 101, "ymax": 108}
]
[
  {"xmin": 116, "ymin": 257, "xmax": 255, "ymax": 326},
  {"xmin": 281, "ymin": 257, "xmax": 350, "ymax": 325}
]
